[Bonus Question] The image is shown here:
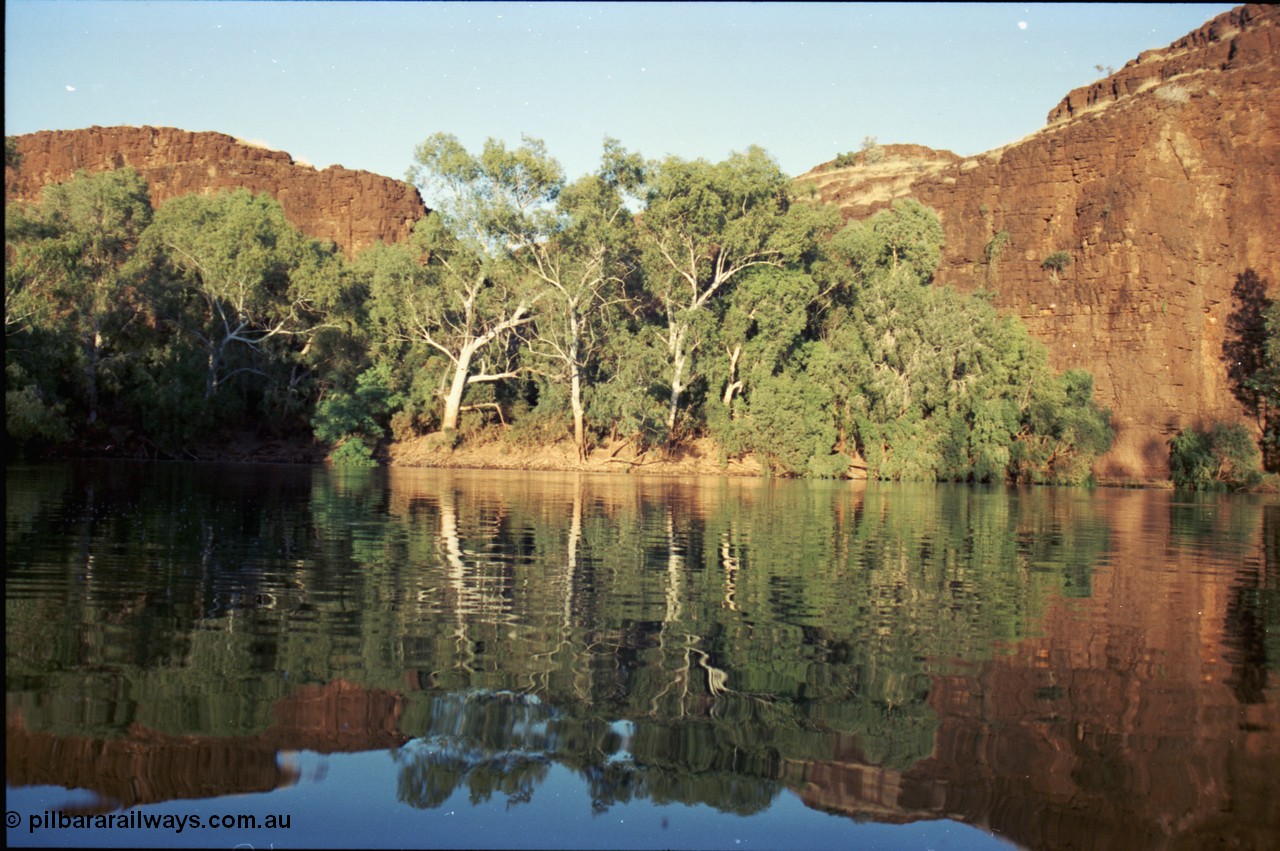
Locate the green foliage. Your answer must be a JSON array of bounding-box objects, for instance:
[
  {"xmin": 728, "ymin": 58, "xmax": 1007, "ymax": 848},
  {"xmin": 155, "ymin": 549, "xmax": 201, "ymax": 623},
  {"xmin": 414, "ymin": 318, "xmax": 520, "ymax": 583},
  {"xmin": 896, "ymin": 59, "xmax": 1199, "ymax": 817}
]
[
  {"xmin": 421, "ymin": 429, "xmax": 461, "ymax": 452},
  {"xmin": 4, "ymin": 136, "xmax": 20, "ymax": 170},
  {"xmin": 984, "ymin": 230, "xmax": 1009, "ymax": 264},
  {"xmin": 1170, "ymin": 428, "xmax": 1217, "ymax": 490},
  {"xmin": 400, "ymin": 135, "xmax": 563, "ymax": 432},
  {"xmin": 806, "ymin": 449, "xmax": 854, "ymax": 479},
  {"xmin": 859, "ymin": 415, "xmax": 942, "ymax": 482},
  {"xmin": 313, "ymin": 362, "xmax": 403, "ymax": 464},
  {"xmin": 861, "ymin": 135, "xmax": 885, "ymax": 165},
  {"xmin": 143, "ymin": 188, "xmax": 348, "ymax": 421},
  {"xmin": 5, "ymin": 168, "xmax": 155, "ymax": 430},
  {"xmin": 586, "ymin": 325, "xmax": 671, "ymax": 449},
  {"xmin": 4, "ymin": 172, "xmax": 360, "ymax": 455},
  {"xmin": 1225, "ymin": 270, "xmax": 1279, "ymax": 470},
  {"xmin": 830, "ymin": 140, "xmax": 885, "ymax": 169},
  {"xmin": 5, "ymin": 367, "xmax": 73, "ymax": 453},
  {"xmin": 635, "ymin": 146, "xmax": 825, "ymax": 436},
  {"xmin": 710, "ymin": 266, "xmax": 816, "ymax": 413},
  {"xmin": 1170, "ymin": 422, "xmax": 1264, "ymax": 491},
  {"xmin": 744, "ymin": 368, "xmax": 842, "ymax": 477},
  {"xmin": 503, "ymin": 380, "xmax": 573, "ymax": 446},
  {"xmin": 1012, "ymin": 369, "xmax": 1113, "ymax": 485},
  {"xmin": 509, "ymin": 140, "xmax": 645, "ymax": 454},
  {"xmin": 409, "ymin": 131, "xmax": 564, "ymax": 252},
  {"xmin": 121, "ymin": 338, "xmax": 217, "ymax": 451},
  {"xmin": 815, "ymin": 213, "xmax": 1112, "ymax": 483},
  {"xmin": 832, "ymin": 199, "xmax": 945, "ymax": 285},
  {"xmin": 325, "ymin": 436, "xmax": 377, "ymax": 467},
  {"xmin": 5, "ymin": 140, "xmax": 1121, "ymax": 483},
  {"xmin": 1041, "ymin": 251, "xmax": 1072, "ymax": 273}
]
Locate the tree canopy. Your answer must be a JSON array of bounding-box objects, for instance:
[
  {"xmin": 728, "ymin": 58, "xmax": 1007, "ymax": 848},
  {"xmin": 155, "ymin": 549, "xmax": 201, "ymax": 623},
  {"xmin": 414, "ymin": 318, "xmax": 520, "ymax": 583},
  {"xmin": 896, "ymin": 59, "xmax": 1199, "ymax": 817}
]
[{"xmin": 6, "ymin": 139, "xmax": 1126, "ymax": 483}]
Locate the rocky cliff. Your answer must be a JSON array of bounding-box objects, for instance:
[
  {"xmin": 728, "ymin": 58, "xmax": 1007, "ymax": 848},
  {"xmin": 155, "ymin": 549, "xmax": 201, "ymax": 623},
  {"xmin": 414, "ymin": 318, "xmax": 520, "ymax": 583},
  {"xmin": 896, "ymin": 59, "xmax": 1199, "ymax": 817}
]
[
  {"xmin": 797, "ymin": 4, "xmax": 1280, "ymax": 481},
  {"xmin": 4, "ymin": 126, "xmax": 427, "ymax": 256}
]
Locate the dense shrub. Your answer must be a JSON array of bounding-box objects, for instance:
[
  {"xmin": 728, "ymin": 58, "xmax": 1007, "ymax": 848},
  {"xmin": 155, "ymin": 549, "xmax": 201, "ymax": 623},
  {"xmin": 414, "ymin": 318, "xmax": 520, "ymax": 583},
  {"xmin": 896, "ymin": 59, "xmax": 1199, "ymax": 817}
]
[
  {"xmin": 312, "ymin": 363, "xmax": 401, "ymax": 465},
  {"xmin": 1169, "ymin": 422, "xmax": 1263, "ymax": 491},
  {"xmin": 1041, "ymin": 251, "xmax": 1072, "ymax": 273},
  {"xmin": 984, "ymin": 231, "xmax": 1009, "ymax": 264},
  {"xmin": 745, "ymin": 370, "xmax": 845, "ymax": 477}
]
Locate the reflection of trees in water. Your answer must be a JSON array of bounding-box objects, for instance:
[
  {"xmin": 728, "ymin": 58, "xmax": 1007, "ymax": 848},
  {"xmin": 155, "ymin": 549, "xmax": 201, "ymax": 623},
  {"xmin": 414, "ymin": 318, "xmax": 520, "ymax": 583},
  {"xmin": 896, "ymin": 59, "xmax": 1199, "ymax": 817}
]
[
  {"xmin": 19, "ymin": 465, "xmax": 1274, "ymax": 818},
  {"xmin": 8, "ymin": 468, "xmax": 1110, "ymax": 751},
  {"xmin": 1158, "ymin": 490, "xmax": 1276, "ymax": 705},
  {"xmin": 1223, "ymin": 502, "xmax": 1280, "ymax": 704},
  {"xmin": 397, "ymin": 742, "xmax": 550, "ymax": 810},
  {"xmin": 354, "ymin": 478, "xmax": 1119, "ymax": 785}
]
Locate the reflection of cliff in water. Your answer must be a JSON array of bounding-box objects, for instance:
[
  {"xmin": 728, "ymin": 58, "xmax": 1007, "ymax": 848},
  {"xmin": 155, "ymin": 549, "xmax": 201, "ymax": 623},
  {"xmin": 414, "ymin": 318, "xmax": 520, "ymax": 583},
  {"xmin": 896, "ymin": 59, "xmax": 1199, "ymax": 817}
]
[
  {"xmin": 5, "ymin": 679, "xmax": 407, "ymax": 812},
  {"xmin": 791, "ymin": 497, "xmax": 1280, "ymax": 851},
  {"xmin": 6, "ymin": 464, "xmax": 1278, "ymax": 848}
]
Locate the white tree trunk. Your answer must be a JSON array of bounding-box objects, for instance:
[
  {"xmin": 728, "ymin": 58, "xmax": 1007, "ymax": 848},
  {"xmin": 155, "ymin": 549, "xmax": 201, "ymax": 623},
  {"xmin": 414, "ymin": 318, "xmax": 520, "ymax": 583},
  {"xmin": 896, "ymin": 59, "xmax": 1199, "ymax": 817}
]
[
  {"xmin": 571, "ymin": 367, "xmax": 586, "ymax": 459},
  {"xmin": 441, "ymin": 345, "xmax": 476, "ymax": 432},
  {"xmin": 666, "ymin": 326, "xmax": 687, "ymax": 433}
]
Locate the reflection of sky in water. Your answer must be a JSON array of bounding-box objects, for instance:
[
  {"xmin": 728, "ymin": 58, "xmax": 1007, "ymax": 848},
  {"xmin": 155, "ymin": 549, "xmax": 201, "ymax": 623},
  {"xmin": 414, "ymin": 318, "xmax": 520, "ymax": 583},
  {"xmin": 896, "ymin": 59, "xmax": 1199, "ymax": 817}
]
[{"xmin": 4, "ymin": 752, "xmax": 1012, "ymax": 850}]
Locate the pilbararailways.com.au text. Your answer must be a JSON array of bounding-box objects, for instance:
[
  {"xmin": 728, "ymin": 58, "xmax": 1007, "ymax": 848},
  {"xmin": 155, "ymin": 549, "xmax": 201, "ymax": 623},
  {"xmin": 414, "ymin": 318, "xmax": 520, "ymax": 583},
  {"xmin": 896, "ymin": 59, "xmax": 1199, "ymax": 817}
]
[{"xmin": 12, "ymin": 809, "xmax": 292, "ymax": 835}]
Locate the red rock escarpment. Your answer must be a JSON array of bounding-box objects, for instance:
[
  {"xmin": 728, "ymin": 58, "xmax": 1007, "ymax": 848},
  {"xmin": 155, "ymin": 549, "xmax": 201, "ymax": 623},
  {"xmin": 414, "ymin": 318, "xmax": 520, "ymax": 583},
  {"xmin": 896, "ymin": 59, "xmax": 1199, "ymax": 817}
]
[
  {"xmin": 798, "ymin": 4, "xmax": 1280, "ymax": 481},
  {"xmin": 4, "ymin": 125, "xmax": 427, "ymax": 256}
]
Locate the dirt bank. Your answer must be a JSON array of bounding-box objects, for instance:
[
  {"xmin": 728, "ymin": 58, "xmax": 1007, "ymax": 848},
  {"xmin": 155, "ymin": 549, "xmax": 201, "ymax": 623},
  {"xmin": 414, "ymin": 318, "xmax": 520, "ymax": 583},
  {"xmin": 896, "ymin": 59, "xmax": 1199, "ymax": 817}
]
[{"xmin": 388, "ymin": 434, "xmax": 770, "ymax": 478}]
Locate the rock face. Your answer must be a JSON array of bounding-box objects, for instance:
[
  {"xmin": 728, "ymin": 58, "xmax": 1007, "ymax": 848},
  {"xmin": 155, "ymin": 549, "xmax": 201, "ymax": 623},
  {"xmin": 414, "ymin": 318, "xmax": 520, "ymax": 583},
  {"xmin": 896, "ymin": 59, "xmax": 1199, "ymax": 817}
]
[
  {"xmin": 797, "ymin": 4, "xmax": 1280, "ymax": 480},
  {"xmin": 5, "ymin": 125, "xmax": 427, "ymax": 256},
  {"xmin": 795, "ymin": 144, "xmax": 961, "ymax": 211}
]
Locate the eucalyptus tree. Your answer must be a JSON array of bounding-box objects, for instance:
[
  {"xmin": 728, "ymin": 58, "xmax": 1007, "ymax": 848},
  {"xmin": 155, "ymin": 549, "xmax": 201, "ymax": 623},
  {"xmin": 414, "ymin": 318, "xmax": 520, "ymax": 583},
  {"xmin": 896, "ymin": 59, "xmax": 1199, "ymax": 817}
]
[
  {"xmin": 824, "ymin": 197, "xmax": 945, "ymax": 291},
  {"xmin": 713, "ymin": 195, "xmax": 839, "ymax": 410},
  {"xmin": 635, "ymin": 147, "xmax": 829, "ymax": 436},
  {"xmin": 143, "ymin": 189, "xmax": 344, "ymax": 406},
  {"xmin": 401, "ymin": 133, "xmax": 565, "ymax": 433},
  {"xmin": 705, "ymin": 266, "xmax": 818, "ymax": 460},
  {"xmin": 364, "ymin": 218, "xmax": 532, "ymax": 434},
  {"xmin": 5, "ymin": 168, "xmax": 153, "ymax": 427},
  {"xmin": 502, "ymin": 139, "xmax": 646, "ymax": 457}
]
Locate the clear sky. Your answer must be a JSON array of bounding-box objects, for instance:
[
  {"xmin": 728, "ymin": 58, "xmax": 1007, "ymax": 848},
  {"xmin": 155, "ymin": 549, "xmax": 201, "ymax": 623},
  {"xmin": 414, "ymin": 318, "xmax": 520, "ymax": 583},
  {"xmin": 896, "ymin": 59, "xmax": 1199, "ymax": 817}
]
[{"xmin": 5, "ymin": 1, "xmax": 1234, "ymax": 194}]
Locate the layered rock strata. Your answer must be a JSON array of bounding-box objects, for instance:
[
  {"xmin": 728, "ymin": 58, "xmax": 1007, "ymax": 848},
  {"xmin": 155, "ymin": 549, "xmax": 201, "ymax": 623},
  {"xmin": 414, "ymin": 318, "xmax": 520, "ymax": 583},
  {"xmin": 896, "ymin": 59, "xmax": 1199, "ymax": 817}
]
[
  {"xmin": 798, "ymin": 4, "xmax": 1280, "ymax": 480},
  {"xmin": 5, "ymin": 125, "xmax": 427, "ymax": 256}
]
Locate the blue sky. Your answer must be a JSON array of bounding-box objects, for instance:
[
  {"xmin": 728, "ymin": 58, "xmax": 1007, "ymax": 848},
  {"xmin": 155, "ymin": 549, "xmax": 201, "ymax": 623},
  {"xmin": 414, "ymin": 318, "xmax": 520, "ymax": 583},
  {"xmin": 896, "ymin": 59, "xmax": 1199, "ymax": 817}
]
[{"xmin": 5, "ymin": 2, "xmax": 1233, "ymax": 194}]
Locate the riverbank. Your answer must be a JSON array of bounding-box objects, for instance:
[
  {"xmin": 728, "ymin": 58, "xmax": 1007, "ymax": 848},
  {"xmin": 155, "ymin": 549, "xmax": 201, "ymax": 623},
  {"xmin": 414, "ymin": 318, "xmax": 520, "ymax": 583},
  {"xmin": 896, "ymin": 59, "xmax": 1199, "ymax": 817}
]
[
  {"xmin": 388, "ymin": 433, "xmax": 772, "ymax": 479},
  {"xmin": 24, "ymin": 427, "xmax": 1279, "ymax": 492}
]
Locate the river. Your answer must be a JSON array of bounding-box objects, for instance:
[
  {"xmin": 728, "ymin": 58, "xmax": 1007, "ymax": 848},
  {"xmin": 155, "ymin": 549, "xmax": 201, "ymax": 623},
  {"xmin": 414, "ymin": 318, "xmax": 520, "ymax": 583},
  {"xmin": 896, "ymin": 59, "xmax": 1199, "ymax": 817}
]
[{"xmin": 5, "ymin": 461, "xmax": 1278, "ymax": 849}]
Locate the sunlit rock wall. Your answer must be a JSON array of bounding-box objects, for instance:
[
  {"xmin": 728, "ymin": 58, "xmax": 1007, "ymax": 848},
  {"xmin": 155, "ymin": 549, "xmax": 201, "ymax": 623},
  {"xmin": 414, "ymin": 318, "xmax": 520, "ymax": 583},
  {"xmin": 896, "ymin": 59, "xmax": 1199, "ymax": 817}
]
[
  {"xmin": 5, "ymin": 125, "xmax": 428, "ymax": 256},
  {"xmin": 798, "ymin": 4, "xmax": 1280, "ymax": 481}
]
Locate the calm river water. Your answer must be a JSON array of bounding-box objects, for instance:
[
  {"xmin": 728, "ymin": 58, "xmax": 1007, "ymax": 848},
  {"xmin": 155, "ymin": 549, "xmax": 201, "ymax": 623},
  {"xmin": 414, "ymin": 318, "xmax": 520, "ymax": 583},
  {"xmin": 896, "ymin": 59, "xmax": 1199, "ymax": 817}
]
[{"xmin": 5, "ymin": 461, "xmax": 1278, "ymax": 849}]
